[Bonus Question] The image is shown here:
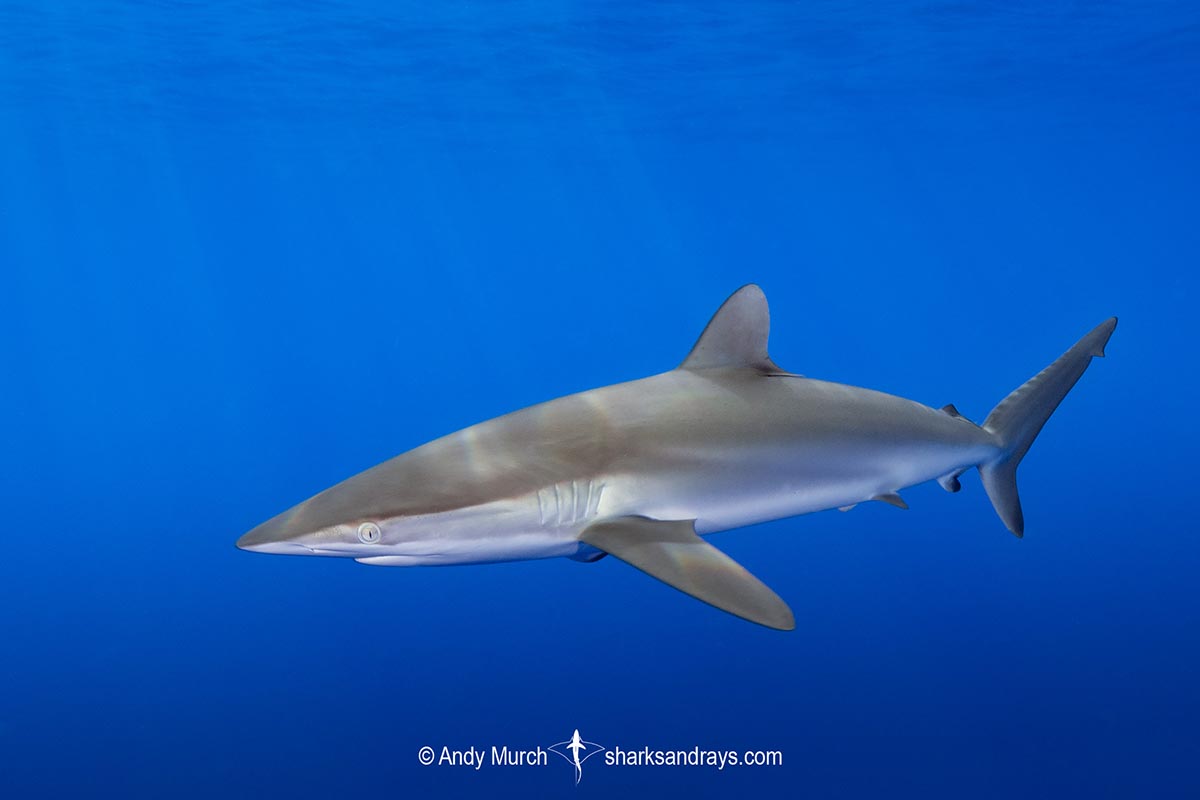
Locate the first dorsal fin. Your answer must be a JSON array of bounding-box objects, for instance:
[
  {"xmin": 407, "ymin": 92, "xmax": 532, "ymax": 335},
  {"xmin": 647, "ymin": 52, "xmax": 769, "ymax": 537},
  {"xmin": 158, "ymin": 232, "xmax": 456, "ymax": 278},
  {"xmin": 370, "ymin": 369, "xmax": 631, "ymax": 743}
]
[{"xmin": 680, "ymin": 285, "xmax": 783, "ymax": 373}]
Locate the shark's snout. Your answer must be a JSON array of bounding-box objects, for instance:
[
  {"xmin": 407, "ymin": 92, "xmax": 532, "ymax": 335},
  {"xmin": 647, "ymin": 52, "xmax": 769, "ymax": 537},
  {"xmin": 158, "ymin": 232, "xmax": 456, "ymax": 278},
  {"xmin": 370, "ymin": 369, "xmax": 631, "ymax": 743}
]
[
  {"xmin": 237, "ymin": 517, "xmax": 301, "ymax": 554},
  {"xmin": 237, "ymin": 508, "xmax": 365, "ymax": 556}
]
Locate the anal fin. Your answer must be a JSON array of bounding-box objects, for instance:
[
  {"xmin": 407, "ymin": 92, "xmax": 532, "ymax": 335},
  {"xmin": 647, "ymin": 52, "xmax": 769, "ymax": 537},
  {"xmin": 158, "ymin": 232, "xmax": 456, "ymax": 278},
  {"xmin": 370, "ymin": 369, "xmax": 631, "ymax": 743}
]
[
  {"xmin": 937, "ymin": 469, "xmax": 966, "ymax": 493},
  {"xmin": 579, "ymin": 516, "xmax": 795, "ymax": 630}
]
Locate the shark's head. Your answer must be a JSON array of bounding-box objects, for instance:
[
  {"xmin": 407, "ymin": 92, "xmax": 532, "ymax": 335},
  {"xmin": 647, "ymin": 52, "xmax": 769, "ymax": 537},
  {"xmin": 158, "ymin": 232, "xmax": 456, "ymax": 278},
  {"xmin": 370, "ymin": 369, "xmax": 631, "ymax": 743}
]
[
  {"xmin": 236, "ymin": 464, "xmax": 418, "ymax": 558},
  {"xmin": 236, "ymin": 503, "xmax": 398, "ymax": 557},
  {"xmin": 235, "ymin": 446, "xmax": 533, "ymax": 564}
]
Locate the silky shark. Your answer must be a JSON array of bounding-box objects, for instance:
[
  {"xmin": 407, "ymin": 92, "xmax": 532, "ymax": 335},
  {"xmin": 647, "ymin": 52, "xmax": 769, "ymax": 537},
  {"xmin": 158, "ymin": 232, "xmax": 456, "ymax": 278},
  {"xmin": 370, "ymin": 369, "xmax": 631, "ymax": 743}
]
[{"xmin": 238, "ymin": 286, "xmax": 1116, "ymax": 630}]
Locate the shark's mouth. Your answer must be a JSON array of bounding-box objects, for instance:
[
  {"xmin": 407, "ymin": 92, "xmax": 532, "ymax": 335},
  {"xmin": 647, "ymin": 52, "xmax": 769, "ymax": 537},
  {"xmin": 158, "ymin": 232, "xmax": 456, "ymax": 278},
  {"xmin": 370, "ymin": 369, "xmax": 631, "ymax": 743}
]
[{"xmin": 237, "ymin": 540, "xmax": 360, "ymax": 557}]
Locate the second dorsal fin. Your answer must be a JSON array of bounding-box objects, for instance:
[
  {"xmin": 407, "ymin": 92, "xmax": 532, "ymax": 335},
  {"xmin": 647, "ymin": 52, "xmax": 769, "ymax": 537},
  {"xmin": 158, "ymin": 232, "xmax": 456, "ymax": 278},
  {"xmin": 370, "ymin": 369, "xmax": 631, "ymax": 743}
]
[
  {"xmin": 940, "ymin": 404, "xmax": 976, "ymax": 424},
  {"xmin": 680, "ymin": 285, "xmax": 783, "ymax": 373}
]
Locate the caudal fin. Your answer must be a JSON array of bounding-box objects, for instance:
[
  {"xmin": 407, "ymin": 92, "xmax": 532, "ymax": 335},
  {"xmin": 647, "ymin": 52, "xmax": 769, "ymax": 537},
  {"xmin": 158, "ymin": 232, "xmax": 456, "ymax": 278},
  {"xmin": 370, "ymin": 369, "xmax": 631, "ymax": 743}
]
[{"xmin": 979, "ymin": 317, "xmax": 1117, "ymax": 537}]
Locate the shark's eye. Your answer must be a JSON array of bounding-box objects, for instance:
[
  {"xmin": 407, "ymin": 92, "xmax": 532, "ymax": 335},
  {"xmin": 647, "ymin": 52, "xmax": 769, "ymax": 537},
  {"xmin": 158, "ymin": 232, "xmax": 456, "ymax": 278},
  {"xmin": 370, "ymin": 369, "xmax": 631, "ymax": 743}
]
[{"xmin": 357, "ymin": 522, "xmax": 381, "ymax": 544}]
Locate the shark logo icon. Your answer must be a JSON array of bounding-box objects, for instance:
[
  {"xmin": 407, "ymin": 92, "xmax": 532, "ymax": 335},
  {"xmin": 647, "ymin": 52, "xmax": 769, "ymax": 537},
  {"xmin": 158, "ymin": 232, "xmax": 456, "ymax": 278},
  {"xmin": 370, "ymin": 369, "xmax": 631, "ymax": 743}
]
[{"xmin": 548, "ymin": 729, "xmax": 605, "ymax": 785}]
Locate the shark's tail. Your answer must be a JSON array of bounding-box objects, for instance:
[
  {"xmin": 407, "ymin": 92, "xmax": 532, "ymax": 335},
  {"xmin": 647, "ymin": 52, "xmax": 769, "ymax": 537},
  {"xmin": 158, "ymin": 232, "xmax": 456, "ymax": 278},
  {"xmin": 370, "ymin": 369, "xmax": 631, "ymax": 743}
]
[{"xmin": 978, "ymin": 317, "xmax": 1117, "ymax": 537}]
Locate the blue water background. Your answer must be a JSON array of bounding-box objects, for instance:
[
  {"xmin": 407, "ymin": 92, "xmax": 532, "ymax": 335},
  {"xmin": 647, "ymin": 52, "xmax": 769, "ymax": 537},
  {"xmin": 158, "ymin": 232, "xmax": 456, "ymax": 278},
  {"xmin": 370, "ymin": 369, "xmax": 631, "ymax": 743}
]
[{"xmin": 1, "ymin": 2, "xmax": 1198, "ymax": 797}]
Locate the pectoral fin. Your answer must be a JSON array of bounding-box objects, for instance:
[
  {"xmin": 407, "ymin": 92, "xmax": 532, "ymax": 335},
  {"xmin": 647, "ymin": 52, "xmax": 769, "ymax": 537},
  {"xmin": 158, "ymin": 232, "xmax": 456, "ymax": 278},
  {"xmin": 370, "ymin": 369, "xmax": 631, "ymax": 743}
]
[{"xmin": 579, "ymin": 516, "xmax": 795, "ymax": 630}]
